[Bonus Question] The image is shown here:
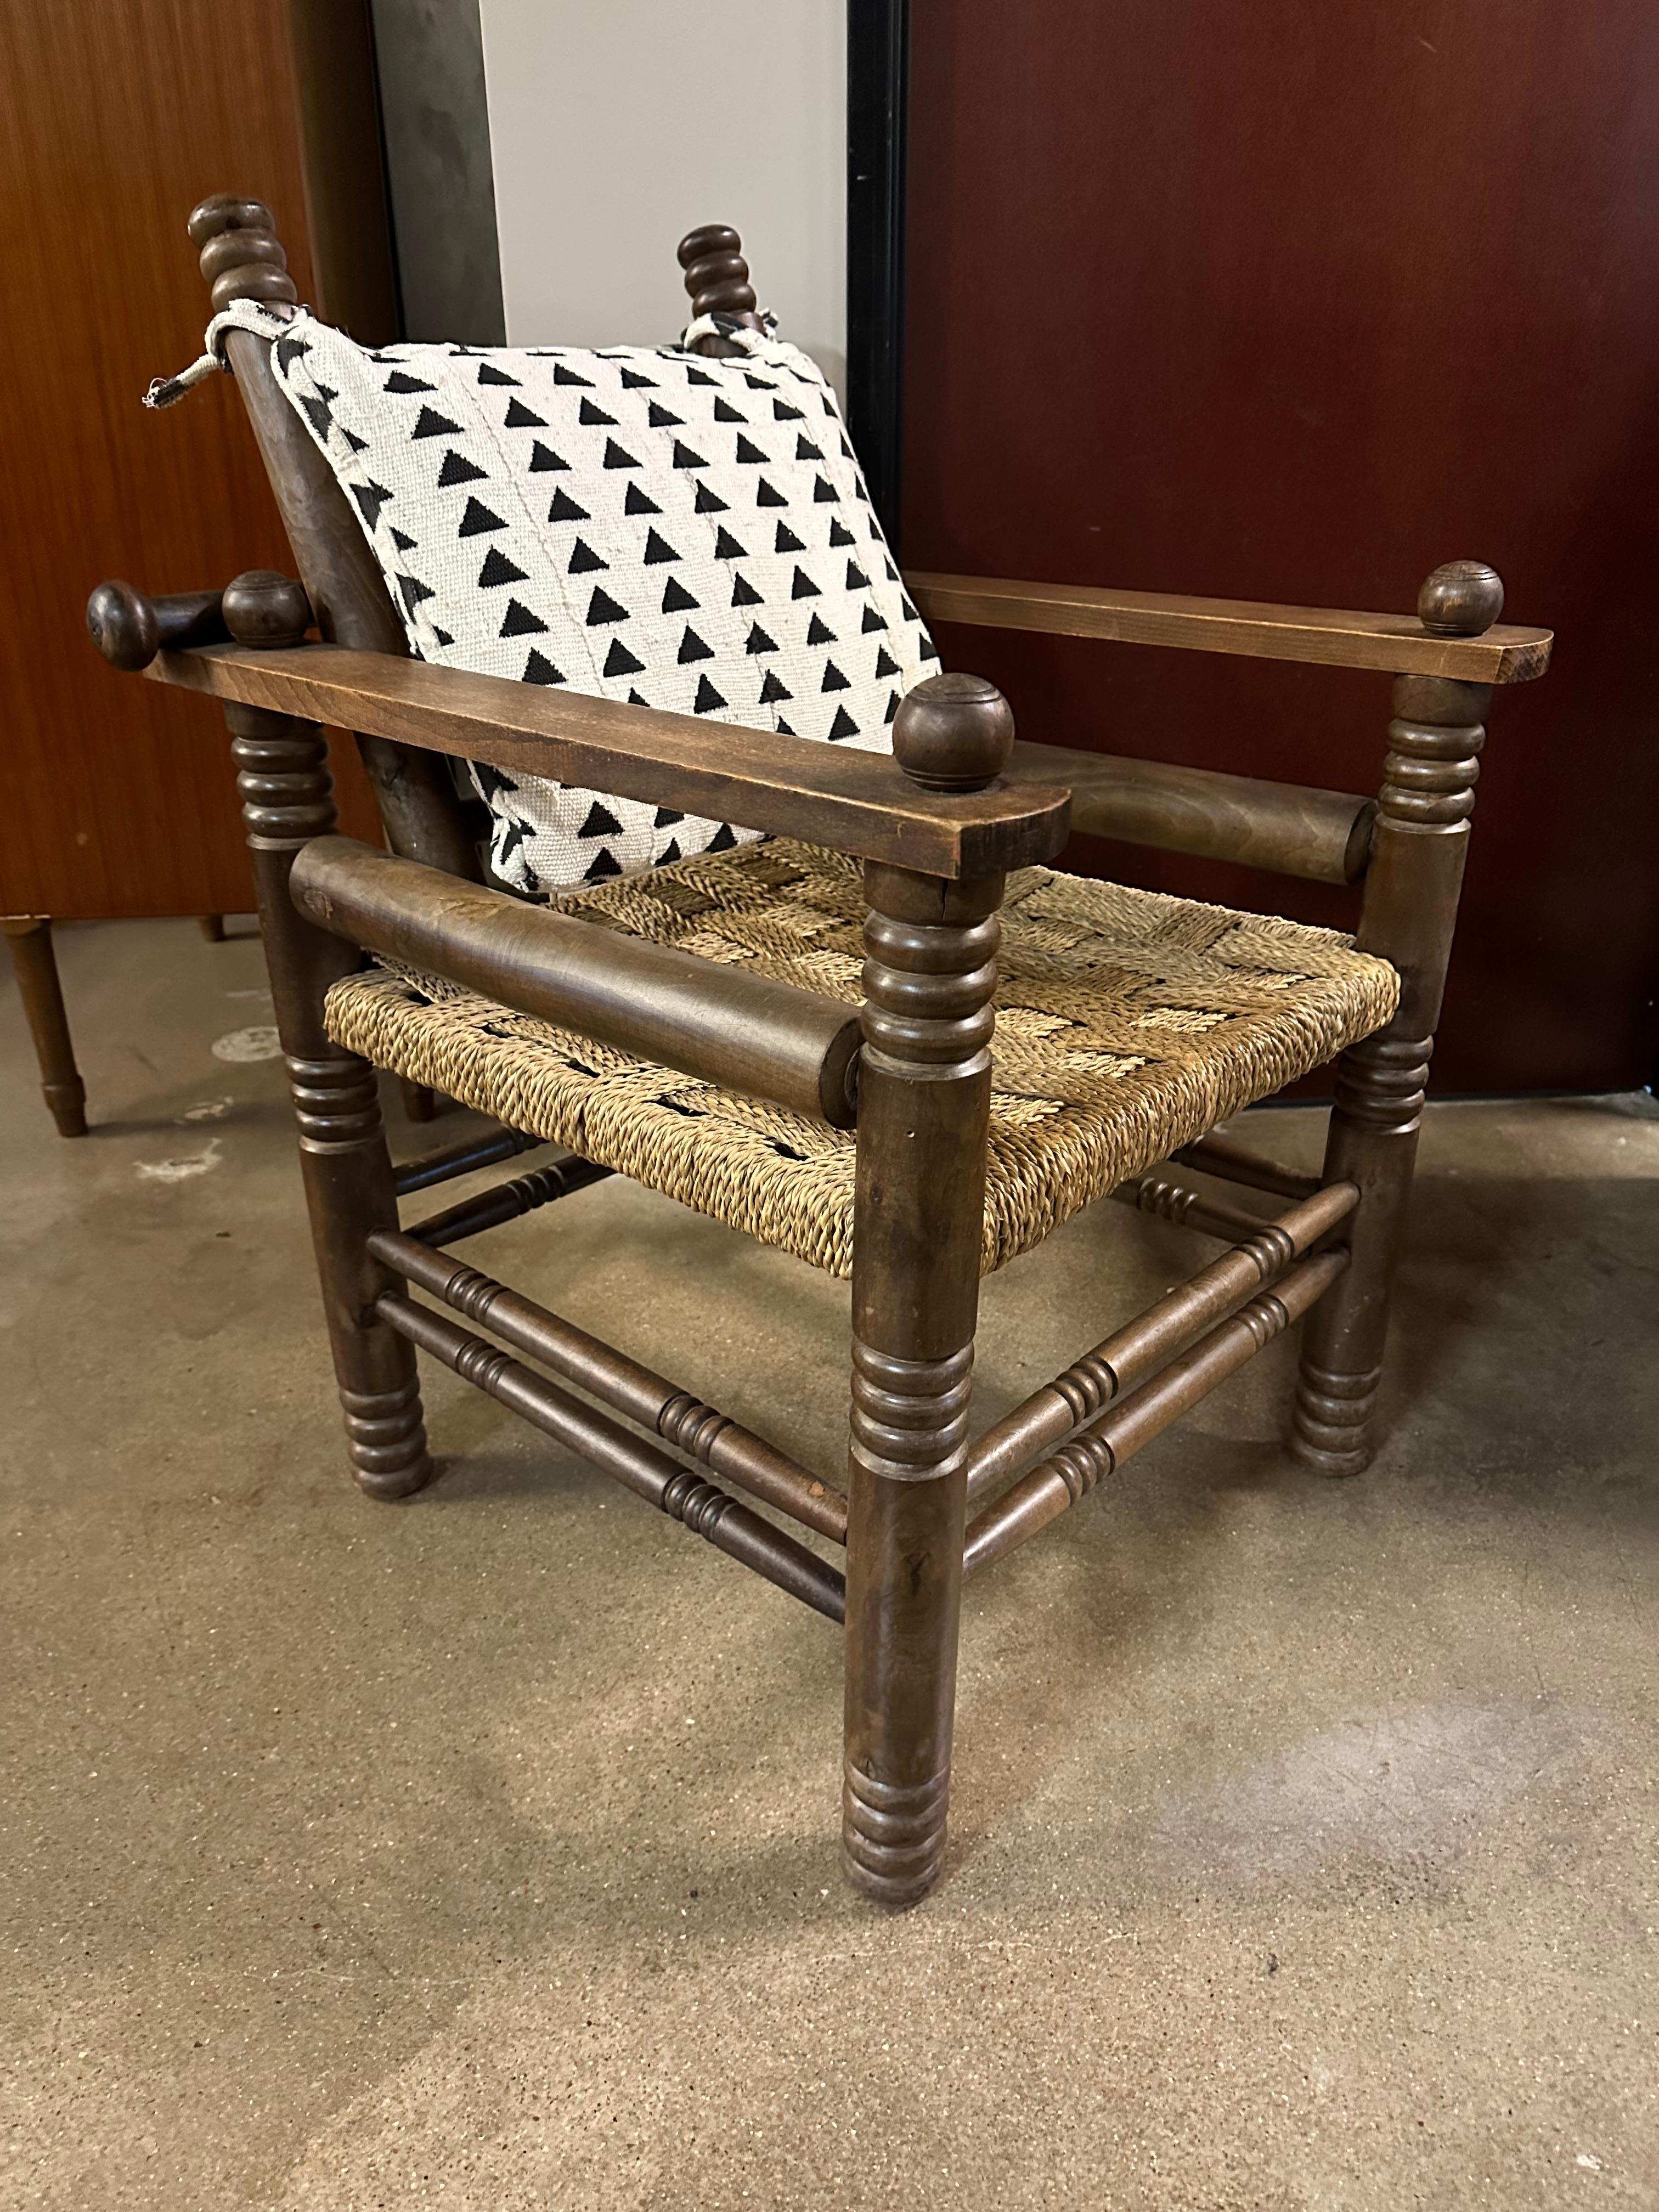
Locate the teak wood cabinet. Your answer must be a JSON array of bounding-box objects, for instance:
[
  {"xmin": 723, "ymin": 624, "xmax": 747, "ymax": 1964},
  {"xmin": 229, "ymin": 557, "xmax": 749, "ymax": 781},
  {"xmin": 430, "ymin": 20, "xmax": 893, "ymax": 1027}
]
[{"xmin": 0, "ymin": 0, "xmax": 388, "ymax": 1125}]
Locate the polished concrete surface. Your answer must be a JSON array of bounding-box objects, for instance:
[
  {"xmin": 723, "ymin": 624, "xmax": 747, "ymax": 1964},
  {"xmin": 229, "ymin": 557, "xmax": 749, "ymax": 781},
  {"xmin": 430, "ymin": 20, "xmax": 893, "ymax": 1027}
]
[{"xmin": 4, "ymin": 915, "xmax": 1656, "ymax": 2210}]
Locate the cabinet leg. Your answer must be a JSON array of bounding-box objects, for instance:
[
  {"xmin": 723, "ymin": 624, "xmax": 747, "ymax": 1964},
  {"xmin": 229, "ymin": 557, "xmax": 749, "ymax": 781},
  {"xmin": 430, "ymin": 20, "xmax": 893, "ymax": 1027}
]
[{"xmin": 3, "ymin": 918, "xmax": 87, "ymax": 1137}]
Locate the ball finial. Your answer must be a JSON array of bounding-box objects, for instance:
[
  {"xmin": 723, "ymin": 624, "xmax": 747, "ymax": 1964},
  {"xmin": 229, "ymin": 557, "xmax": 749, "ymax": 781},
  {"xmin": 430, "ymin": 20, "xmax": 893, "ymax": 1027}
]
[
  {"xmin": 1417, "ymin": 560, "xmax": 1504, "ymax": 637},
  {"xmin": 221, "ymin": 571, "xmax": 313, "ymax": 650},
  {"xmin": 676, "ymin": 224, "xmax": 763, "ymax": 356},
  {"xmin": 676, "ymin": 224, "xmax": 759, "ymax": 320},
  {"xmin": 187, "ymin": 193, "xmax": 298, "ymax": 314},
  {"xmin": 86, "ymin": 580, "xmax": 159, "ymax": 671},
  {"xmin": 891, "ymin": 673, "xmax": 1015, "ymax": 793}
]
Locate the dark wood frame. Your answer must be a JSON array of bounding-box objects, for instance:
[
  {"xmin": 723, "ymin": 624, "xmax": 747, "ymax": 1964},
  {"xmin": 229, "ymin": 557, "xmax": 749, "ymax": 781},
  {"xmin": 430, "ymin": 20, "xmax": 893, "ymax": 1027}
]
[
  {"xmin": 847, "ymin": 0, "xmax": 910, "ymax": 542},
  {"xmin": 91, "ymin": 194, "xmax": 1553, "ymax": 1907}
]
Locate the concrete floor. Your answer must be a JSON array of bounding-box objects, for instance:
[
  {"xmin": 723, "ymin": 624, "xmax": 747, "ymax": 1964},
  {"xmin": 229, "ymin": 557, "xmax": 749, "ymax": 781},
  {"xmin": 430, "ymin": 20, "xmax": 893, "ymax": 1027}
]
[{"xmin": 3, "ymin": 913, "xmax": 1656, "ymax": 2211}]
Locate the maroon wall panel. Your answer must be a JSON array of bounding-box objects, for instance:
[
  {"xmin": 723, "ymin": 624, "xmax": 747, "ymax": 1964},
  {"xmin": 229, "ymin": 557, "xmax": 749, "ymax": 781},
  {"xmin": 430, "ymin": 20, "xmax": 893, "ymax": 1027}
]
[{"xmin": 904, "ymin": 0, "xmax": 1659, "ymax": 1091}]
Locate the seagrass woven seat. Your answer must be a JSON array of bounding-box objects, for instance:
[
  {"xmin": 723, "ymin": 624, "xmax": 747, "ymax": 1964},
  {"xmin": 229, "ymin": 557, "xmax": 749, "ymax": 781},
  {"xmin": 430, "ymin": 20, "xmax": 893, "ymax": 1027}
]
[
  {"xmin": 91, "ymin": 194, "xmax": 1555, "ymax": 1910},
  {"xmin": 325, "ymin": 839, "xmax": 1398, "ymax": 1276}
]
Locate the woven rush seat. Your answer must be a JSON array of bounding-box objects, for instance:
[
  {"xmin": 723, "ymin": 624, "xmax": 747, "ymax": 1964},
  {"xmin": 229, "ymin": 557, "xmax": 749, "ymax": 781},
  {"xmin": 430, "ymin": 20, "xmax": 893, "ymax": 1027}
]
[{"xmin": 326, "ymin": 839, "xmax": 1399, "ymax": 1277}]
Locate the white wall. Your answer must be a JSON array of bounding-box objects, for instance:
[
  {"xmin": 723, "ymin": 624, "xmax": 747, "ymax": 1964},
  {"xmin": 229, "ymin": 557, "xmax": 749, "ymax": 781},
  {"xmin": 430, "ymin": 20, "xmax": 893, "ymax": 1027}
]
[{"xmin": 478, "ymin": 2, "xmax": 846, "ymax": 394}]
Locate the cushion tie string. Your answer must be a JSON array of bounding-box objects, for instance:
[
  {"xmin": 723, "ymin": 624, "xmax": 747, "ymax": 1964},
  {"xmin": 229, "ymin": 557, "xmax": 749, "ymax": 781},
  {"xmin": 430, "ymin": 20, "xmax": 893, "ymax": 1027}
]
[
  {"xmin": 142, "ymin": 300, "xmax": 298, "ymax": 409},
  {"xmin": 150, "ymin": 303, "xmax": 771, "ymax": 408},
  {"xmin": 676, "ymin": 311, "xmax": 778, "ymax": 356}
]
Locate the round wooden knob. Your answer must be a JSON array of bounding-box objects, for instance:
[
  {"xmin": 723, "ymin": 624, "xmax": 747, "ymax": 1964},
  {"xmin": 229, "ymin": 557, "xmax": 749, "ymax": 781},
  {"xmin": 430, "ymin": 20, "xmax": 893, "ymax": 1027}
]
[
  {"xmin": 187, "ymin": 193, "xmax": 298, "ymax": 312},
  {"xmin": 677, "ymin": 224, "xmax": 758, "ymax": 314},
  {"xmin": 222, "ymin": 571, "xmax": 313, "ymax": 650},
  {"xmin": 891, "ymin": 673, "xmax": 1015, "ymax": 792},
  {"xmin": 86, "ymin": 580, "xmax": 159, "ymax": 671},
  {"xmin": 1417, "ymin": 560, "xmax": 1504, "ymax": 637},
  {"xmin": 187, "ymin": 193, "xmax": 275, "ymax": 247}
]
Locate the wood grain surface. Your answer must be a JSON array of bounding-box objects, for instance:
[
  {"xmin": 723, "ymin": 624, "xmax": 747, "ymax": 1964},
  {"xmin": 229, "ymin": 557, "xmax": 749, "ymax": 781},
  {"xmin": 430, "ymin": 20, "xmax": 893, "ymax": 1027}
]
[
  {"xmin": 0, "ymin": 1, "xmax": 380, "ymax": 920},
  {"xmin": 907, "ymin": 573, "xmax": 1551, "ymax": 686},
  {"xmin": 146, "ymin": 643, "xmax": 1075, "ymax": 878}
]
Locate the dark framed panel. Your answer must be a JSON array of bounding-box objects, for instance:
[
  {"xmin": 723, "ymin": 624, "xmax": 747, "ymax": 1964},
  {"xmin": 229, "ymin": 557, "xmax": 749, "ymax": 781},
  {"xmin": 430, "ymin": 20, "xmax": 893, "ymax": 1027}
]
[
  {"xmin": 368, "ymin": 0, "xmax": 506, "ymax": 345},
  {"xmin": 902, "ymin": 0, "xmax": 1659, "ymax": 1094},
  {"xmin": 847, "ymin": 0, "xmax": 910, "ymax": 545}
]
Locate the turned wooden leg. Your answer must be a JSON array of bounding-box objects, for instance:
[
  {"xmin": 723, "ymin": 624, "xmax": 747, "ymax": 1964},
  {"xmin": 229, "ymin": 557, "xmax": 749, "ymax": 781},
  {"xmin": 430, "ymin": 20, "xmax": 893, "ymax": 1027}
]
[
  {"xmin": 3, "ymin": 918, "xmax": 87, "ymax": 1137},
  {"xmin": 227, "ymin": 698, "xmax": 433, "ymax": 1498},
  {"xmin": 399, "ymin": 1077, "xmax": 438, "ymax": 1123},
  {"xmin": 1291, "ymin": 1034, "xmax": 1431, "ymax": 1472},
  {"xmin": 1293, "ymin": 562, "xmax": 1500, "ymax": 1475},
  {"xmin": 842, "ymin": 676, "xmax": 1011, "ymax": 1906}
]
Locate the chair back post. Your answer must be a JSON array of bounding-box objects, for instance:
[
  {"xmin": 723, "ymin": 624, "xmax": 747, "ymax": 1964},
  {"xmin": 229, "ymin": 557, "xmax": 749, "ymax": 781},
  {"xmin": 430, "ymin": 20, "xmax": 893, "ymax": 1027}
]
[
  {"xmin": 676, "ymin": 225, "xmax": 766, "ymax": 357},
  {"xmin": 841, "ymin": 671, "xmax": 1013, "ymax": 1906},
  {"xmin": 1292, "ymin": 559, "xmax": 1501, "ymax": 1474},
  {"xmin": 185, "ymin": 194, "xmax": 481, "ymax": 881}
]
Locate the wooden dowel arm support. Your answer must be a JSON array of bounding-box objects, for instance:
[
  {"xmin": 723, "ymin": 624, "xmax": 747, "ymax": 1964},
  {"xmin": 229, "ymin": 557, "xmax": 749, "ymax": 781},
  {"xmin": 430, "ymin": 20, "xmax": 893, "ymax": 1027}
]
[
  {"xmin": 87, "ymin": 583, "xmax": 230, "ymax": 671},
  {"xmin": 907, "ymin": 571, "xmax": 1553, "ymax": 685},
  {"xmin": 142, "ymin": 642, "xmax": 1073, "ymax": 879},
  {"xmin": 290, "ymin": 836, "xmax": 864, "ymax": 1128},
  {"xmin": 88, "ymin": 570, "xmax": 314, "ymax": 673},
  {"xmin": 1007, "ymin": 742, "xmax": 1375, "ymax": 885}
]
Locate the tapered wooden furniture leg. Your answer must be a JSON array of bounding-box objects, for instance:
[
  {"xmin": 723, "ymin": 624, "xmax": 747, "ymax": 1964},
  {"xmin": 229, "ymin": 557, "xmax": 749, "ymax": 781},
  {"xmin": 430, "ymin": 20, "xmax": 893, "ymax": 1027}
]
[
  {"xmin": 842, "ymin": 675, "xmax": 1012, "ymax": 1906},
  {"xmin": 1292, "ymin": 562, "xmax": 1501, "ymax": 1475},
  {"xmin": 198, "ymin": 914, "xmax": 227, "ymax": 943},
  {"xmin": 227, "ymin": 697, "xmax": 433, "ymax": 1498},
  {"xmin": 399, "ymin": 1078, "xmax": 438, "ymax": 1124},
  {"xmin": 3, "ymin": 918, "xmax": 87, "ymax": 1137}
]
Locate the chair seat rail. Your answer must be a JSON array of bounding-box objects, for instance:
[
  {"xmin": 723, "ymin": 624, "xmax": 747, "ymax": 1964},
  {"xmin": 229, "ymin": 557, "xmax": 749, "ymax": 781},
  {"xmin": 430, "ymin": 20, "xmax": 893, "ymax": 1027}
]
[
  {"xmin": 291, "ymin": 834, "xmax": 863, "ymax": 1128},
  {"xmin": 393, "ymin": 1122, "xmax": 546, "ymax": 1196}
]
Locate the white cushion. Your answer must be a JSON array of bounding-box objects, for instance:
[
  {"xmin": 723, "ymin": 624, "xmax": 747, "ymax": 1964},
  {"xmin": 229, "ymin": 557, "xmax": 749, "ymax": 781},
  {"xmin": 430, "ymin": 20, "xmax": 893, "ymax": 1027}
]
[{"xmin": 262, "ymin": 312, "xmax": 939, "ymax": 893}]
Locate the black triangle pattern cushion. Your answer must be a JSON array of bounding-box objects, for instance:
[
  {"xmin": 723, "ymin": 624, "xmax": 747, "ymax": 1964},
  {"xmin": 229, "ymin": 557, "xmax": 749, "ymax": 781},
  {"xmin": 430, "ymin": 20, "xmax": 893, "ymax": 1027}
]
[{"xmin": 257, "ymin": 311, "xmax": 940, "ymax": 893}]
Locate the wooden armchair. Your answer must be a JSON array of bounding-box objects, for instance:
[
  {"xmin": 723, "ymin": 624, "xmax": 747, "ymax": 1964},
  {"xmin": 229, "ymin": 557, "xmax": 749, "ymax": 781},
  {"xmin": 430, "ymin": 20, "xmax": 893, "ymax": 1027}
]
[{"xmin": 89, "ymin": 195, "xmax": 1553, "ymax": 1907}]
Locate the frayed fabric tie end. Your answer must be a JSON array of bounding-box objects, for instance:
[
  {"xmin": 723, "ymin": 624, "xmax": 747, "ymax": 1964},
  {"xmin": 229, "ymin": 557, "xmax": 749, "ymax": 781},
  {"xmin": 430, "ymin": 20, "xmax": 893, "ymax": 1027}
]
[
  {"xmin": 142, "ymin": 300, "xmax": 299, "ymax": 410},
  {"xmin": 143, "ymin": 352, "xmax": 223, "ymax": 410}
]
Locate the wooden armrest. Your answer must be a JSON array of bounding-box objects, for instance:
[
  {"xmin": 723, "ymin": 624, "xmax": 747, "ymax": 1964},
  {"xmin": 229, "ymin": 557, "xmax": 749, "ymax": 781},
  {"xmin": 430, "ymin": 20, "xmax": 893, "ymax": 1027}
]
[
  {"xmin": 146, "ymin": 641, "xmax": 1071, "ymax": 879},
  {"xmin": 907, "ymin": 572, "xmax": 1553, "ymax": 685},
  {"xmin": 1005, "ymin": 742, "xmax": 1374, "ymax": 884}
]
